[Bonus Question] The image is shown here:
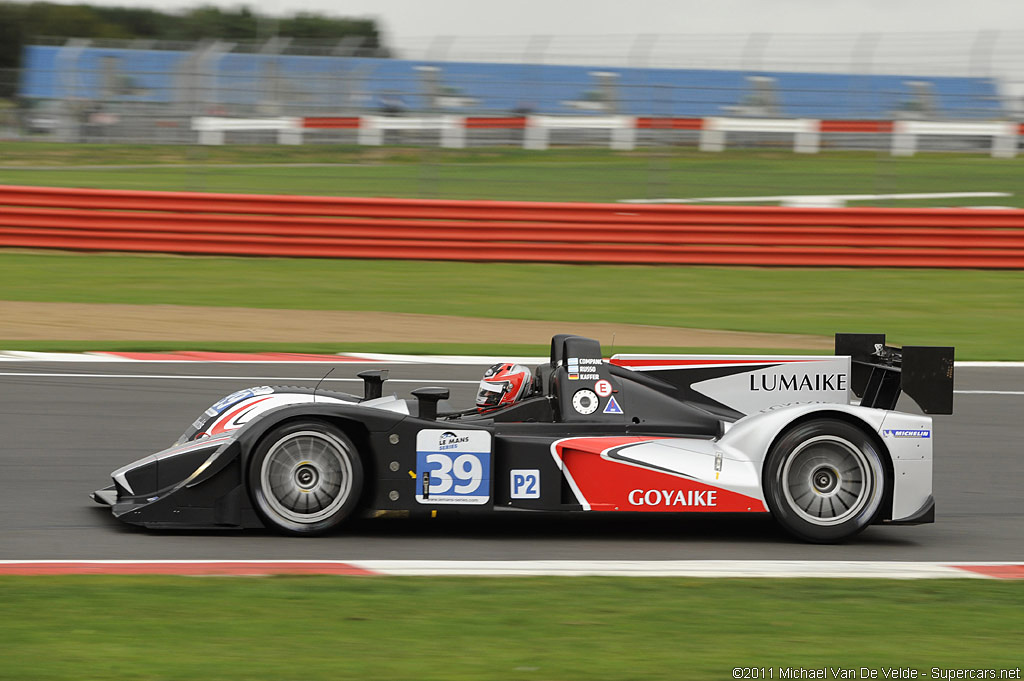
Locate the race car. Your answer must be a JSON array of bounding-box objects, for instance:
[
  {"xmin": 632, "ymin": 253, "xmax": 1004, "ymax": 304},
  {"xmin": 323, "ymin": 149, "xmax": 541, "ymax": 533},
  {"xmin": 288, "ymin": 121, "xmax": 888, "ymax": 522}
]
[{"xmin": 91, "ymin": 333, "xmax": 953, "ymax": 543}]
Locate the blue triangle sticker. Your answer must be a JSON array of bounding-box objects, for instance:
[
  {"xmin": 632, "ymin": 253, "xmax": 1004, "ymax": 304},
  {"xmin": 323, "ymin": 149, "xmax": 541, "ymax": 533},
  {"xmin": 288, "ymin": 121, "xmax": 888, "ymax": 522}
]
[{"xmin": 603, "ymin": 396, "xmax": 623, "ymax": 414}]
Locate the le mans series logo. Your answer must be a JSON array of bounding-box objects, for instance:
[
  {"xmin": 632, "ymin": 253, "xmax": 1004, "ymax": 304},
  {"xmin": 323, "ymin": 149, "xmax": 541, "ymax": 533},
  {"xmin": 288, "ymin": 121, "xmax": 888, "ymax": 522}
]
[{"xmin": 438, "ymin": 431, "xmax": 471, "ymax": 450}]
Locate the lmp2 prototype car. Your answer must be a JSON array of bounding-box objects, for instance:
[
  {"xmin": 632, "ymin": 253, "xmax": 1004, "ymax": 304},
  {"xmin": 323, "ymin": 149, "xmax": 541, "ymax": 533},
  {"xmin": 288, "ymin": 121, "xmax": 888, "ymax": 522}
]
[{"xmin": 92, "ymin": 333, "xmax": 953, "ymax": 543}]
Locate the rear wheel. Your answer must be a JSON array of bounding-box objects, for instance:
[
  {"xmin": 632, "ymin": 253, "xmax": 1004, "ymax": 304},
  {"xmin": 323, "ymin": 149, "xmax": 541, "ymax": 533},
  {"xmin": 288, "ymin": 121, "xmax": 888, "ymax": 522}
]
[
  {"xmin": 763, "ymin": 419, "xmax": 886, "ymax": 543},
  {"xmin": 248, "ymin": 420, "xmax": 363, "ymax": 536}
]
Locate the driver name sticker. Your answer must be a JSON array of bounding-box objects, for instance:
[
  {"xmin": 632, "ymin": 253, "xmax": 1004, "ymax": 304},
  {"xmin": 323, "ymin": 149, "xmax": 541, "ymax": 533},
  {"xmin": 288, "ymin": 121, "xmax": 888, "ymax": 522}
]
[
  {"xmin": 567, "ymin": 357, "xmax": 600, "ymax": 381},
  {"xmin": 415, "ymin": 430, "xmax": 492, "ymax": 505}
]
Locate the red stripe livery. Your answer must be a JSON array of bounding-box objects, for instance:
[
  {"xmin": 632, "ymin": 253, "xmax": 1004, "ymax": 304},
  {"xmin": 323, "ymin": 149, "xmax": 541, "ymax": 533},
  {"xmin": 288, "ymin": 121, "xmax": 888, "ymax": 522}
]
[{"xmin": 552, "ymin": 437, "xmax": 766, "ymax": 513}]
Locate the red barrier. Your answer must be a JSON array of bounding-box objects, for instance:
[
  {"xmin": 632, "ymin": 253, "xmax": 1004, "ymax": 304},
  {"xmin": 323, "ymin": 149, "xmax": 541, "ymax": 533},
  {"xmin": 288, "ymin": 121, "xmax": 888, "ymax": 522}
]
[
  {"xmin": 302, "ymin": 117, "xmax": 361, "ymax": 129},
  {"xmin": 465, "ymin": 117, "xmax": 528, "ymax": 129},
  {"xmin": 635, "ymin": 118, "xmax": 704, "ymax": 130},
  {"xmin": 819, "ymin": 120, "xmax": 895, "ymax": 134},
  {"xmin": 302, "ymin": 117, "xmax": 897, "ymax": 134},
  {"xmin": 2, "ymin": 185, "xmax": 1023, "ymax": 268}
]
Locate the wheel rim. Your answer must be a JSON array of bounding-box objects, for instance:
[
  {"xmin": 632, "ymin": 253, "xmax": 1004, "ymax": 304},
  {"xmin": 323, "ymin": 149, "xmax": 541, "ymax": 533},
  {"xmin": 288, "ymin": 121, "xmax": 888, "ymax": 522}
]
[
  {"xmin": 780, "ymin": 435, "xmax": 875, "ymax": 526},
  {"xmin": 260, "ymin": 430, "xmax": 354, "ymax": 524}
]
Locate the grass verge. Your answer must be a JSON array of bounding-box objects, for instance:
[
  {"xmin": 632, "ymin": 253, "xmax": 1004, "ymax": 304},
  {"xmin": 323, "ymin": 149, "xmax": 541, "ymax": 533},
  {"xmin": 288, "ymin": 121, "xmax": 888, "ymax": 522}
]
[
  {"xmin": 1, "ymin": 144, "xmax": 1023, "ymax": 205},
  {"xmin": 1, "ymin": 252, "xmax": 1022, "ymax": 359},
  {"xmin": 0, "ymin": 576, "xmax": 1020, "ymax": 681}
]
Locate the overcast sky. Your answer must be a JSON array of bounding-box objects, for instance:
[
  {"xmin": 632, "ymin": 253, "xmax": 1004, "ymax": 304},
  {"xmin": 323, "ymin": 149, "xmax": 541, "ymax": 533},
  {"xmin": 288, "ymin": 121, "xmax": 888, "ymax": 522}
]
[{"xmin": 56, "ymin": 0, "xmax": 1024, "ymax": 45}]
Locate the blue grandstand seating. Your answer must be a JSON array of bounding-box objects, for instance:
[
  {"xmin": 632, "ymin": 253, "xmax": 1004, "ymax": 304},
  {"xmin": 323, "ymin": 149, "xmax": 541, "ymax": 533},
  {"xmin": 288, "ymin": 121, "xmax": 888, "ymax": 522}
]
[{"xmin": 19, "ymin": 44, "xmax": 1003, "ymax": 119}]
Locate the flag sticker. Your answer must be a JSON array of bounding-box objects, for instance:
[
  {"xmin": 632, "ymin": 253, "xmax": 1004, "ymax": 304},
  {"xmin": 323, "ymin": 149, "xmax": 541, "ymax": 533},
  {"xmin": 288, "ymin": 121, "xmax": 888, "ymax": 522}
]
[{"xmin": 603, "ymin": 396, "xmax": 623, "ymax": 414}]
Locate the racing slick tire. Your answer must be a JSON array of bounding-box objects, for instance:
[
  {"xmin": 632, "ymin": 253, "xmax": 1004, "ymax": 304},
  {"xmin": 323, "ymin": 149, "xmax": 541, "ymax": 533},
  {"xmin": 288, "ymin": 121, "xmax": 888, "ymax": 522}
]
[
  {"xmin": 248, "ymin": 420, "xmax": 364, "ymax": 536},
  {"xmin": 763, "ymin": 418, "xmax": 886, "ymax": 544}
]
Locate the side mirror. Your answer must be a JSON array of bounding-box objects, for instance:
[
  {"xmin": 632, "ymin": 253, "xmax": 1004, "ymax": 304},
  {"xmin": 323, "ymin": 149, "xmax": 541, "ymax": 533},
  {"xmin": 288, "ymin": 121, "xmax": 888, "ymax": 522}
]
[
  {"xmin": 358, "ymin": 370, "xmax": 389, "ymax": 401},
  {"xmin": 411, "ymin": 387, "xmax": 450, "ymax": 420}
]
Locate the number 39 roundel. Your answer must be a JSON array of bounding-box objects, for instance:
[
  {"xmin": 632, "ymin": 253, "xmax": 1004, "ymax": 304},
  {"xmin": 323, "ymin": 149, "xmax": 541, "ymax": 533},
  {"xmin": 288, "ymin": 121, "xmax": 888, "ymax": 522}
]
[{"xmin": 415, "ymin": 430, "xmax": 492, "ymax": 505}]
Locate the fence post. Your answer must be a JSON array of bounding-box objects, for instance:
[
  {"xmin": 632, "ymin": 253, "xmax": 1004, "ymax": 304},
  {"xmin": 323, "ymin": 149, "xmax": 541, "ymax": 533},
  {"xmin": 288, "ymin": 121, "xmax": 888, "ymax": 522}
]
[
  {"xmin": 441, "ymin": 116, "xmax": 466, "ymax": 149},
  {"xmin": 699, "ymin": 119, "xmax": 725, "ymax": 152},
  {"xmin": 991, "ymin": 123, "xmax": 1017, "ymax": 158},
  {"xmin": 358, "ymin": 116, "xmax": 383, "ymax": 145},
  {"xmin": 891, "ymin": 121, "xmax": 917, "ymax": 156},
  {"xmin": 794, "ymin": 120, "xmax": 821, "ymax": 154},
  {"xmin": 611, "ymin": 117, "xmax": 637, "ymax": 150},
  {"xmin": 524, "ymin": 116, "xmax": 548, "ymax": 150},
  {"xmin": 277, "ymin": 117, "xmax": 302, "ymax": 145}
]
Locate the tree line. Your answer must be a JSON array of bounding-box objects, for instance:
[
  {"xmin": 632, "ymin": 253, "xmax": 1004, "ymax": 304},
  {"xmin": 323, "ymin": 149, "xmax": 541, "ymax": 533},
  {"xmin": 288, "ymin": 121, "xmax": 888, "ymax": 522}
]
[{"xmin": 0, "ymin": 2, "xmax": 387, "ymax": 73}]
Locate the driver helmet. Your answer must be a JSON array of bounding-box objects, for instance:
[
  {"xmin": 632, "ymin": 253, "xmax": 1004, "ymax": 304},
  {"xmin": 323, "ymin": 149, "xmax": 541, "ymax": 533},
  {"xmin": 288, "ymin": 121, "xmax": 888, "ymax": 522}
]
[{"xmin": 476, "ymin": 363, "xmax": 533, "ymax": 410}]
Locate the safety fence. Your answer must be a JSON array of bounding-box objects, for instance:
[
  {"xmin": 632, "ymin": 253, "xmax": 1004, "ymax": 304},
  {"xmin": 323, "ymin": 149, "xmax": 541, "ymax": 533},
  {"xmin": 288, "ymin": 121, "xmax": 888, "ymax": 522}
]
[
  {"xmin": 1, "ymin": 184, "xmax": 1023, "ymax": 268},
  {"xmin": 187, "ymin": 115, "xmax": 1024, "ymax": 158}
]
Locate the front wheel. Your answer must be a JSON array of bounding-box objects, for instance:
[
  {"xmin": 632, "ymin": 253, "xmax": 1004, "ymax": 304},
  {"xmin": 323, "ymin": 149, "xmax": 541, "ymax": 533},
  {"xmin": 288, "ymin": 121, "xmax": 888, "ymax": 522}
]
[
  {"xmin": 248, "ymin": 420, "xmax": 364, "ymax": 536},
  {"xmin": 763, "ymin": 419, "xmax": 887, "ymax": 543}
]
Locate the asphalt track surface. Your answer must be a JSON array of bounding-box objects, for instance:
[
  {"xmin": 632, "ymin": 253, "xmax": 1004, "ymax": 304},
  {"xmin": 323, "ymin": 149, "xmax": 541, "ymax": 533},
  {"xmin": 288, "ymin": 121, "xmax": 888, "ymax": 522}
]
[{"xmin": 1, "ymin": 360, "xmax": 1021, "ymax": 561}]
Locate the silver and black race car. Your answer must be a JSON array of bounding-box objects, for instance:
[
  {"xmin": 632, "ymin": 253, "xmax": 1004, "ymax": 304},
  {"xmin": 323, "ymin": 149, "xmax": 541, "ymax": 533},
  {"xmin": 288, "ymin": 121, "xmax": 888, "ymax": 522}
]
[{"xmin": 92, "ymin": 333, "xmax": 953, "ymax": 543}]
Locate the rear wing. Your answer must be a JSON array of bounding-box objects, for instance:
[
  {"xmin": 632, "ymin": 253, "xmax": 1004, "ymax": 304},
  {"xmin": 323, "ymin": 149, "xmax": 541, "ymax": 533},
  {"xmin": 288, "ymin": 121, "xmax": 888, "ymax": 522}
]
[{"xmin": 835, "ymin": 334, "xmax": 954, "ymax": 415}]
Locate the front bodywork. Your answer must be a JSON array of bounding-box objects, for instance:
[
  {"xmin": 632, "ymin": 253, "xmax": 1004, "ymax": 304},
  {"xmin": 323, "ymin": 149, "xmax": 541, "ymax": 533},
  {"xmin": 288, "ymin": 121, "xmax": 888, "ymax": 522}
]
[{"xmin": 93, "ymin": 334, "xmax": 948, "ymax": 532}]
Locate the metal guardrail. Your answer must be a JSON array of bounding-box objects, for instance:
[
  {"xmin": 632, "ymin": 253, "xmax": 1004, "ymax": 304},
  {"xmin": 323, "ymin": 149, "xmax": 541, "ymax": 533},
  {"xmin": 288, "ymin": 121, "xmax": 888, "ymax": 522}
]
[{"xmin": 1, "ymin": 184, "xmax": 1023, "ymax": 267}]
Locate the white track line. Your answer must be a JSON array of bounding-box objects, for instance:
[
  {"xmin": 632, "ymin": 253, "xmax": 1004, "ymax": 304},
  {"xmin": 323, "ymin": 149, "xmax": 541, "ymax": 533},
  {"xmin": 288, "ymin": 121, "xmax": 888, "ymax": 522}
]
[
  {"xmin": 352, "ymin": 560, "xmax": 1005, "ymax": 579},
  {"xmin": 341, "ymin": 353, "xmax": 549, "ymax": 365},
  {"xmin": 0, "ymin": 559, "xmax": 1020, "ymax": 579},
  {"xmin": 0, "ymin": 351, "xmax": 125, "ymax": 362},
  {"xmin": 0, "ymin": 351, "xmax": 381, "ymax": 364},
  {"xmin": 958, "ymin": 362, "xmax": 1024, "ymax": 368},
  {"xmin": 619, "ymin": 192, "xmax": 1012, "ymax": 205},
  {"xmin": 4, "ymin": 352, "xmax": 1024, "ymax": 368},
  {"xmin": 0, "ymin": 372, "xmax": 478, "ymax": 384}
]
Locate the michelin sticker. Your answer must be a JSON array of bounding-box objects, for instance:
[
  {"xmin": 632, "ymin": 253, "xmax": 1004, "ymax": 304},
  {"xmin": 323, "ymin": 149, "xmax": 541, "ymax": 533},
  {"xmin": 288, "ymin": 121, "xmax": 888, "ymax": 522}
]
[
  {"xmin": 883, "ymin": 429, "xmax": 931, "ymax": 439},
  {"xmin": 415, "ymin": 430, "xmax": 492, "ymax": 505}
]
